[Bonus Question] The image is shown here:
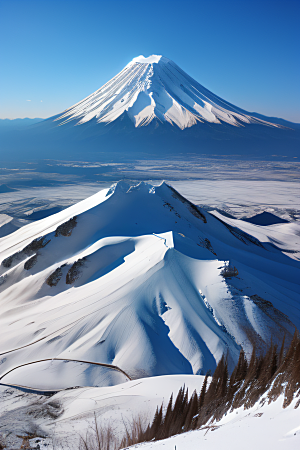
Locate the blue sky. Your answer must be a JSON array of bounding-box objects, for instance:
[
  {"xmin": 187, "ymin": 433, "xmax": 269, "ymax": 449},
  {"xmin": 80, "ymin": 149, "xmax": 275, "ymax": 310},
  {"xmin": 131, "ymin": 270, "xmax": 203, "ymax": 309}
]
[{"xmin": 1, "ymin": 0, "xmax": 299, "ymax": 122}]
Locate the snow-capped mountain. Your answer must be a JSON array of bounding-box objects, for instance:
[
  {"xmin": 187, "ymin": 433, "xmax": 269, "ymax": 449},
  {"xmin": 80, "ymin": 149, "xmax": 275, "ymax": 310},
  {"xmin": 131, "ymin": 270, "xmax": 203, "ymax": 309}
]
[
  {"xmin": 0, "ymin": 182, "xmax": 298, "ymax": 390},
  {"xmin": 55, "ymin": 55, "xmax": 279, "ymax": 130},
  {"xmin": 2, "ymin": 55, "xmax": 299, "ymax": 160}
]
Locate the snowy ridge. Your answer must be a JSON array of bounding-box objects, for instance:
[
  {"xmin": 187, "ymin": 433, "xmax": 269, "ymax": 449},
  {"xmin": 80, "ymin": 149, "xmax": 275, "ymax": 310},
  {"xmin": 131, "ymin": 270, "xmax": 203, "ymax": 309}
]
[
  {"xmin": 0, "ymin": 181, "xmax": 299, "ymax": 390},
  {"xmin": 55, "ymin": 55, "xmax": 281, "ymax": 130}
]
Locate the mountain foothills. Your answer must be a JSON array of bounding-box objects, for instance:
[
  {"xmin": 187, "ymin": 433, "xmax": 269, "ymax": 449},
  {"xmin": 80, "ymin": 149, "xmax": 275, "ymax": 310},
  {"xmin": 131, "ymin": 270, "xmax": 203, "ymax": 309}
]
[
  {"xmin": 0, "ymin": 181, "xmax": 299, "ymax": 391},
  {"xmin": 1, "ymin": 55, "xmax": 300, "ymax": 160}
]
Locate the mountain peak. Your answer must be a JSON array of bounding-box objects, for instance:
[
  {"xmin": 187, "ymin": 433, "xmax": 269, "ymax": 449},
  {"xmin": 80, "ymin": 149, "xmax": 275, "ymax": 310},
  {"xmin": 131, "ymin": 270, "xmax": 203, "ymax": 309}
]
[
  {"xmin": 127, "ymin": 54, "xmax": 164, "ymax": 65},
  {"xmin": 55, "ymin": 54, "xmax": 281, "ymax": 130}
]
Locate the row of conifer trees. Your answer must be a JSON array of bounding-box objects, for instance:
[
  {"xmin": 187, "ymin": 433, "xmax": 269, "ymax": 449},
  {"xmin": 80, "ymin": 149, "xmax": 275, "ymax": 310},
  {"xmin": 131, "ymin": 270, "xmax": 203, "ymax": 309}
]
[
  {"xmin": 124, "ymin": 330, "xmax": 300, "ymax": 445},
  {"xmin": 80, "ymin": 330, "xmax": 300, "ymax": 449}
]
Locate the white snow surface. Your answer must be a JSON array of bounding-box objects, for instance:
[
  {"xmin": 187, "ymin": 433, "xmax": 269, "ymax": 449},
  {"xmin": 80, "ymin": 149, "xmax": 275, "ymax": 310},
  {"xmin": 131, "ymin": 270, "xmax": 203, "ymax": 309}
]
[
  {"xmin": 0, "ymin": 213, "xmax": 30, "ymax": 238},
  {"xmin": 135, "ymin": 394, "xmax": 300, "ymax": 450},
  {"xmin": 0, "ymin": 181, "xmax": 299, "ymax": 390},
  {"xmin": 1, "ymin": 375, "xmax": 299, "ymax": 450},
  {"xmin": 0, "ymin": 375, "xmax": 204, "ymax": 449},
  {"xmin": 48, "ymin": 374, "xmax": 205, "ymax": 447},
  {"xmin": 55, "ymin": 55, "xmax": 280, "ymax": 129}
]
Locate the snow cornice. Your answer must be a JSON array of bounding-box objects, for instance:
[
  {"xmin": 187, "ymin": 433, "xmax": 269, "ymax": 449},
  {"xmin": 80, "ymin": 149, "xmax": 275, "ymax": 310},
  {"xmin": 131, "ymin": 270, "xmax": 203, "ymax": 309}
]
[{"xmin": 126, "ymin": 55, "xmax": 164, "ymax": 66}]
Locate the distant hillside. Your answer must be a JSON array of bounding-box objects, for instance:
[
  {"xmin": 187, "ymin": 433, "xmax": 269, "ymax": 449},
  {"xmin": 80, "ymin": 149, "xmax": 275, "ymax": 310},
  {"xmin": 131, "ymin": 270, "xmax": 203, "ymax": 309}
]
[
  {"xmin": 0, "ymin": 184, "xmax": 18, "ymax": 193},
  {"xmin": 0, "ymin": 118, "xmax": 43, "ymax": 129}
]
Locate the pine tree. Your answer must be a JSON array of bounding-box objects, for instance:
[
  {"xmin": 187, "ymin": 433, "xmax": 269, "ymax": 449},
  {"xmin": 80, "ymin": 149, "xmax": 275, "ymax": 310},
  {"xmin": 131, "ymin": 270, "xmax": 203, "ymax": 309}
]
[
  {"xmin": 278, "ymin": 333, "xmax": 286, "ymax": 366},
  {"xmin": 198, "ymin": 372, "xmax": 209, "ymax": 409},
  {"xmin": 168, "ymin": 387, "xmax": 184, "ymax": 436},
  {"xmin": 205, "ymin": 355, "xmax": 226, "ymax": 404},
  {"xmin": 183, "ymin": 390, "xmax": 198, "ymax": 431},
  {"xmin": 150, "ymin": 405, "xmax": 163, "ymax": 440},
  {"xmin": 228, "ymin": 348, "xmax": 247, "ymax": 404},
  {"xmin": 283, "ymin": 330, "xmax": 300, "ymax": 407},
  {"xmin": 172, "ymin": 386, "xmax": 184, "ymax": 415},
  {"xmin": 162, "ymin": 393, "xmax": 173, "ymax": 438},
  {"xmin": 245, "ymin": 345, "xmax": 257, "ymax": 382},
  {"xmin": 169, "ymin": 386, "xmax": 188, "ymax": 436}
]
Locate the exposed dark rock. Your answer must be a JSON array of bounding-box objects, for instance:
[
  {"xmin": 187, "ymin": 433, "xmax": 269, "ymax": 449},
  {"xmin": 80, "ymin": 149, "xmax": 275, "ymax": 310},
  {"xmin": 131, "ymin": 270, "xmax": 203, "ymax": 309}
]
[
  {"xmin": 1, "ymin": 254, "xmax": 14, "ymax": 268},
  {"xmin": 169, "ymin": 184, "xmax": 207, "ymax": 223},
  {"xmin": 45, "ymin": 265, "xmax": 66, "ymax": 287},
  {"xmin": 66, "ymin": 257, "xmax": 86, "ymax": 284},
  {"xmin": 220, "ymin": 265, "xmax": 239, "ymax": 278},
  {"xmin": 24, "ymin": 254, "xmax": 38, "ymax": 270},
  {"xmin": 1, "ymin": 236, "xmax": 50, "ymax": 268},
  {"xmin": 0, "ymin": 274, "xmax": 8, "ymax": 286},
  {"xmin": 55, "ymin": 216, "xmax": 77, "ymax": 237},
  {"xmin": 23, "ymin": 237, "xmax": 51, "ymax": 255},
  {"xmin": 198, "ymin": 237, "xmax": 216, "ymax": 255}
]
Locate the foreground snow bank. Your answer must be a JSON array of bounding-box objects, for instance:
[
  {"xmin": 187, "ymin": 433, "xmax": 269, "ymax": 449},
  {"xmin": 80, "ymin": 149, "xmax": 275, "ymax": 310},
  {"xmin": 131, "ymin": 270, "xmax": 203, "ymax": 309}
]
[
  {"xmin": 0, "ymin": 375, "xmax": 204, "ymax": 449},
  {"xmin": 134, "ymin": 395, "xmax": 300, "ymax": 450}
]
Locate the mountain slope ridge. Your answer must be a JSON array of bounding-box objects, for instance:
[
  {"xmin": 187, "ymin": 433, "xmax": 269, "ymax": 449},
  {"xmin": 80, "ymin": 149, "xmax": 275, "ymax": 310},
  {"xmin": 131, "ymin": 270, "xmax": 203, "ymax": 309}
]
[
  {"xmin": 54, "ymin": 55, "xmax": 283, "ymax": 130},
  {"xmin": 0, "ymin": 181, "xmax": 299, "ymax": 390},
  {"xmin": 2, "ymin": 56, "xmax": 300, "ymax": 160}
]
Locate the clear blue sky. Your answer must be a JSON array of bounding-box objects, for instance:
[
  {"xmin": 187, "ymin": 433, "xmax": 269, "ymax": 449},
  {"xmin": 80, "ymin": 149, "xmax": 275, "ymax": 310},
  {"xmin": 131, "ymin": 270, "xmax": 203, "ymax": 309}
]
[{"xmin": 1, "ymin": 0, "xmax": 299, "ymax": 122}]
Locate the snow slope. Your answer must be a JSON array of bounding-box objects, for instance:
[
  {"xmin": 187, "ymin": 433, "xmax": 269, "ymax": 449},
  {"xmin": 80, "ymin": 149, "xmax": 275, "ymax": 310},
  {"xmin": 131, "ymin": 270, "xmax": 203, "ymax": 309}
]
[
  {"xmin": 1, "ymin": 375, "xmax": 299, "ymax": 450},
  {"xmin": 0, "ymin": 181, "xmax": 299, "ymax": 390},
  {"xmin": 55, "ymin": 55, "xmax": 280, "ymax": 130},
  {"xmin": 136, "ymin": 394, "xmax": 300, "ymax": 450},
  {"xmin": 210, "ymin": 210, "xmax": 300, "ymax": 260},
  {"xmin": 0, "ymin": 375, "xmax": 203, "ymax": 449},
  {"xmin": 0, "ymin": 214, "xmax": 30, "ymax": 238}
]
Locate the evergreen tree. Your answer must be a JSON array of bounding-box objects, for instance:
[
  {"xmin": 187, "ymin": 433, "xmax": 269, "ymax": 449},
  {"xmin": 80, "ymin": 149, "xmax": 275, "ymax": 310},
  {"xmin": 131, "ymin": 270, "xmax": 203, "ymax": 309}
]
[
  {"xmin": 183, "ymin": 390, "xmax": 198, "ymax": 431},
  {"xmin": 198, "ymin": 372, "xmax": 209, "ymax": 409},
  {"xmin": 150, "ymin": 405, "xmax": 163, "ymax": 440},
  {"xmin": 278, "ymin": 334, "xmax": 286, "ymax": 366},
  {"xmin": 162, "ymin": 393, "xmax": 173, "ymax": 438},
  {"xmin": 170, "ymin": 387, "xmax": 188, "ymax": 435},
  {"xmin": 228, "ymin": 348, "xmax": 247, "ymax": 403}
]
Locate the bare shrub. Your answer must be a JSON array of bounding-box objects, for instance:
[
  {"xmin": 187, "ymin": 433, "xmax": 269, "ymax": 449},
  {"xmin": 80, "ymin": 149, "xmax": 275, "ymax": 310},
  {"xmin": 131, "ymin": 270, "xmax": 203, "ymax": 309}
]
[
  {"xmin": 79, "ymin": 413, "xmax": 116, "ymax": 450},
  {"xmin": 119, "ymin": 414, "xmax": 148, "ymax": 448},
  {"xmin": 79, "ymin": 412, "xmax": 150, "ymax": 450},
  {"xmin": 55, "ymin": 216, "xmax": 77, "ymax": 237}
]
